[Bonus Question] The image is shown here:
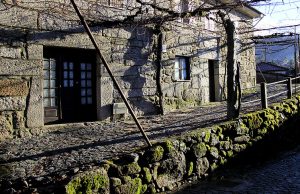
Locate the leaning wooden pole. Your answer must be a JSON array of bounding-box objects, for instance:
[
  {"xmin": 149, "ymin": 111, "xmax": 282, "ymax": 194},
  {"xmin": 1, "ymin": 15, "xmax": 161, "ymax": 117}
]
[{"xmin": 70, "ymin": 0, "xmax": 152, "ymax": 147}]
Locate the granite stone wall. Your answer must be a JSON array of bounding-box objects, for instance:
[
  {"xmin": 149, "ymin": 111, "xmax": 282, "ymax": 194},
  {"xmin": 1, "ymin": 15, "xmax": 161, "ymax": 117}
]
[
  {"xmin": 0, "ymin": 1, "xmax": 257, "ymax": 132},
  {"xmin": 63, "ymin": 95, "xmax": 300, "ymax": 194}
]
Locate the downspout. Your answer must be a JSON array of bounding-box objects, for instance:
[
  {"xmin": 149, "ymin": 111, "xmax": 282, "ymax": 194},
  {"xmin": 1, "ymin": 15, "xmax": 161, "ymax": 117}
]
[{"xmin": 154, "ymin": 25, "xmax": 164, "ymax": 115}]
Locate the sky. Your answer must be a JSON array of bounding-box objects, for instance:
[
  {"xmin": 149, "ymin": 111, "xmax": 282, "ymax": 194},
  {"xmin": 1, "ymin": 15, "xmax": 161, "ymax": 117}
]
[{"xmin": 253, "ymin": 0, "xmax": 300, "ymax": 35}]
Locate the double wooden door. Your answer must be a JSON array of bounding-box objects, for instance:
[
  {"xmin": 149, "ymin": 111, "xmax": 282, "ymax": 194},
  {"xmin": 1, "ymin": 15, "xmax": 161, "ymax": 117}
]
[{"xmin": 43, "ymin": 48, "xmax": 97, "ymax": 123}]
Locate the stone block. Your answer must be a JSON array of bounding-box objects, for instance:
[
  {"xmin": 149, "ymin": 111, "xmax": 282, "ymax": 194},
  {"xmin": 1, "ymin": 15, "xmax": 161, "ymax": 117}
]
[
  {"xmin": 0, "ymin": 46, "xmax": 22, "ymax": 59},
  {"xmin": 26, "ymin": 77, "xmax": 43, "ymax": 128},
  {"xmin": 27, "ymin": 44, "xmax": 43, "ymax": 60},
  {"xmin": 0, "ymin": 79, "xmax": 29, "ymax": 97},
  {"xmin": 0, "ymin": 6, "xmax": 38, "ymax": 29},
  {"xmin": 0, "ymin": 114, "xmax": 13, "ymax": 141},
  {"xmin": 0, "ymin": 58, "xmax": 42, "ymax": 76},
  {"xmin": 0, "ymin": 96, "xmax": 26, "ymax": 111}
]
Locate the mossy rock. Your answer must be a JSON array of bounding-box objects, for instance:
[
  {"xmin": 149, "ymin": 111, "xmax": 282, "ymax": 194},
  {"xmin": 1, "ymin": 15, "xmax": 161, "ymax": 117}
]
[
  {"xmin": 114, "ymin": 177, "xmax": 142, "ymax": 194},
  {"xmin": 187, "ymin": 161, "xmax": 194, "ymax": 177},
  {"xmin": 120, "ymin": 162, "xmax": 141, "ymax": 176},
  {"xmin": 209, "ymin": 146, "xmax": 219, "ymax": 159},
  {"xmin": 144, "ymin": 145, "xmax": 164, "ymax": 163},
  {"xmin": 142, "ymin": 167, "xmax": 152, "ymax": 183},
  {"xmin": 195, "ymin": 157, "xmax": 209, "ymax": 177},
  {"xmin": 110, "ymin": 177, "xmax": 122, "ymax": 188},
  {"xmin": 192, "ymin": 142, "xmax": 207, "ymax": 158},
  {"xmin": 162, "ymin": 140, "xmax": 176, "ymax": 154},
  {"xmin": 65, "ymin": 167, "xmax": 109, "ymax": 194},
  {"xmin": 242, "ymin": 112, "xmax": 264, "ymax": 130}
]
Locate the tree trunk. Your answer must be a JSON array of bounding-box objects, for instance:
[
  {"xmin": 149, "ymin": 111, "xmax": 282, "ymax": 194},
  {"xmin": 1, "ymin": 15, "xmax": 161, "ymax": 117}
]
[{"xmin": 226, "ymin": 19, "xmax": 240, "ymax": 119}]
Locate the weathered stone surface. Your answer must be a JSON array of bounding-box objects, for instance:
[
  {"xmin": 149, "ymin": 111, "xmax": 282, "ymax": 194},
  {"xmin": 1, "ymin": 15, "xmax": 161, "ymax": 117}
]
[
  {"xmin": 26, "ymin": 77, "xmax": 43, "ymax": 128},
  {"xmin": 0, "ymin": 6, "xmax": 38, "ymax": 29},
  {"xmin": 0, "ymin": 58, "xmax": 42, "ymax": 76},
  {"xmin": 12, "ymin": 111, "xmax": 25, "ymax": 129},
  {"xmin": 234, "ymin": 135, "xmax": 250, "ymax": 143},
  {"xmin": 144, "ymin": 145, "xmax": 164, "ymax": 163},
  {"xmin": 192, "ymin": 142, "xmax": 207, "ymax": 158},
  {"xmin": 210, "ymin": 133, "xmax": 220, "ymax": 146},
  {"xmin": 209, "ymin": 147, "xmax": 219, "ymax": 159},
  {"xmin": 119, "ymin": 162, "xmax": 141, "ymax": 176},
  {"xmin": 65, "ymin": 167, "xmax": 109, "ymax": 194},
  {"xmin": 195, "ymin": 157, "xmax": 210, "ymax": 177},
  {"xmin": 114, "ymin": 177, "xmax": 142, "ymax": 194},
  {"xmin": 0, "ymin": 97, "xmax": 26, "ymax": 111},
  {"xmin": 0, "ymin": 79, "xmax": 29, "ymax": 97},
  {"xmin": 27, "ymin": 44, "xmax": 43, "ymax": 60},
  {"xmin": 0, "ymin": 114, "xmax": 13, "ymax": 141},
  {"xmin": 0, "ymin": 46, "xmax": 22, "ymax": 59}
]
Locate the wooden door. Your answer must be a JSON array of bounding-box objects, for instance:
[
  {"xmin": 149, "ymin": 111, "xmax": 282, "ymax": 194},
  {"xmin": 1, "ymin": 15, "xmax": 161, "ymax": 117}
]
[{"xmin": 43, "ymin": 47, "xmax": 97, "ymax": 123}]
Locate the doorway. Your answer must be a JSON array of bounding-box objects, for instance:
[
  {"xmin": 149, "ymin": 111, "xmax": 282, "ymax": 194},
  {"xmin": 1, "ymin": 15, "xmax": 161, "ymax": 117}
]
[
  {"xmin": 208, "ymin": 60, "xmax": 217, "ymax": 102},
  {"xmin": 43, "ymin": 47, "xmax": 97, "ymax": 123}
]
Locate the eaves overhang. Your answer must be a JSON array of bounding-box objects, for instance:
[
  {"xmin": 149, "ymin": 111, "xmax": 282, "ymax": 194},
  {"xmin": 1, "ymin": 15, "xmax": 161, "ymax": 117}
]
[{"xmin": 219, "ymin": 0, "xmax": 263, "ymax": 18}]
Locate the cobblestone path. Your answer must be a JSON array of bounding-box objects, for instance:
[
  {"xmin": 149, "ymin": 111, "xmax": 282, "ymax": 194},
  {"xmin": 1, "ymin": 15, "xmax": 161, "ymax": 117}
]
[
  {"xmin": 175, "ymin": 146, "xmax": 300, "ymax": 193},
  {"xmin": 0, "ymin": 85, "xmax": 292, "ymax": 183}
]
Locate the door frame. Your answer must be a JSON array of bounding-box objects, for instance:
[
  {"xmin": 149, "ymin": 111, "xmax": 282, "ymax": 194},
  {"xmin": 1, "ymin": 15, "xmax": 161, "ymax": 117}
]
[{"xmin": 43, "ymin": 46, "xmax": 97, "ymax": 123}]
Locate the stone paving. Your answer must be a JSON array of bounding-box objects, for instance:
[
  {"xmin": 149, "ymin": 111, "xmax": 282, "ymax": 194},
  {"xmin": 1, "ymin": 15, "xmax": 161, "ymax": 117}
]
[
  {"xmin": 175, "ymin": 146, "xmax": 300, "ymax": 193},
  {"xmin": 0, "ymin": 84, "xmax": 292, "ymax": 186}
]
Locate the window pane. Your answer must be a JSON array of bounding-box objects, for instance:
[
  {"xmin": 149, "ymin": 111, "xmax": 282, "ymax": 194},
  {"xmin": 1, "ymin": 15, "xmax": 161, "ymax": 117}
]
[
  {"xmin": 87, "ymin": 97, "xmax": 92, "ymax": 104},
  {"xmin": 50, "ymin": 98, "xmax": 56, "ymax": 106},
  {"xmin": 44, "ymin": 80, "xmax": 49, "ymax": 88},
  {"xmin": 87, "ymin": 72, "xmax": 91, "ymax": 79},
  {"xmin": 43, "ymin": 89, "xmax": 49, "ymax": 97},
  {"xmin": 44, "ymin": 70, "xmax": 49, "ymax": 79},
  {"xmin": 50, "ymin": 71, "xmax": 56, "ymax": 79},
  {"xmin": 86, "ymin": 63, "xmax": 92, "ymax": 70},
  {"xmin": 174, "ymin": 69, "xmax": 179, "ymax": 80},
  {"xmin": 81, "ymin": 80, "xmax": 86, "ymax": 87},
  {"xmin": 50, "ymin": 80, "xmax": 56, "ymax": 88},
  {"xmin": 43, "ymin": 60, "xmax": 49, "ymax": 69},
  {"xmin": 182, "ymin": 69, "xmax": 187, "ymax": 80},
  {"xmin": 81, "ymin": 89, "xmax": 86, "ymax": 96},
  {"xmin": 64, "ymin": 71, "xmax": 68, "ymax": 79},
  {"xmin": 50, "ymin": 89, "xmax": 56, "ymax": 97},
  {"xmin": 87, "ymin": 89, "xmax": 92, "ymax": 95},
  {"xmin": 81, "ymin": 72, "xmax": 86, "ymax": 79},
  {"xmin": 64, "ymin": 62, "xmax": 68, "ymax": 70},
  {"xmin": 175, "ymin": 58, "xmax": 179, "ymax": 69},
  {"xmin": 44, "ymin": 98, "xmax": 50, "ymax": 107},
  {"xmin": 69, "ymin": 71, "xmax": 74, "ymax": 79},
  {"xmin": 180, "ymin": 59, "xmax": 186, "ymax": 69},
  {"xmin": 69, "ymin": 80, "xmax": 74, "ymax": 87},
  {"xmin": 87, "ymin": 80, "xmax": 92, "ymax": 87},
  {"xmin": 69, "ymin": 63, "xmax": 74, "ymax": 70},
  {"xmin": 81, "ymin": 63, "xmax": 86, "ymax": 70},
  {"xmin": 50, "ymin": 59, "xmax": 56, "ymax": 70},
  {"xmin": 81, "ymin": 97, "xmax": 86, "ymax": 104},
  {"xmin": 64, "ymin": 80, "xmax": 68, "ymax": 87}
]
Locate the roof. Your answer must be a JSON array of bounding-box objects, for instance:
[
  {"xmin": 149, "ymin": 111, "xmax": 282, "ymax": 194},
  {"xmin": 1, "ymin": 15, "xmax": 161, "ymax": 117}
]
[
  {"xmin": 220, "ymin": 0, "xmax": 263, "ymax": 18},
  {"xmin": 257, "ymin": 62, "xmax": 290, "ymax": 72}
]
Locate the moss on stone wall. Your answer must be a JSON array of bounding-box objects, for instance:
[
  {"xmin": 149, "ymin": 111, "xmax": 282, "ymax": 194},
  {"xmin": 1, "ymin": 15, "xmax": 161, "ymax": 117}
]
[{"xmin": 64, "ymin": 95, "xmax": 300, "ymax": 194}]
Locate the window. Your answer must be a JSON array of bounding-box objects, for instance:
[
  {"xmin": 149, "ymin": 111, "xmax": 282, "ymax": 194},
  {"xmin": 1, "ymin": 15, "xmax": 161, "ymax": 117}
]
[
  {"xmin": 174, "ymin": 56, "xmax": 190, "ymax": 80},
  {"xmin": 80, "ymin": 63, "xmax": 93, "ymax": 105},
  {"xmin": 97, "ymin": 0, "xmax": 124, "ymax": 8},
  {"xmin": 204, "ymin": 13, "xmax": 215, "ymax": 31},
  {"xmin": 43, "ymin": 58, "xmax": 57, "ymax": 107}
]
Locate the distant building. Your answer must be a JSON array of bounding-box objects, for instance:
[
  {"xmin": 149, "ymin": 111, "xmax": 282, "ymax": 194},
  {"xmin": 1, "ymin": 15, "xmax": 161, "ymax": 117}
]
[{"xmin": 256, "ymin": 62, "xmax": 293, "ymax": 83}]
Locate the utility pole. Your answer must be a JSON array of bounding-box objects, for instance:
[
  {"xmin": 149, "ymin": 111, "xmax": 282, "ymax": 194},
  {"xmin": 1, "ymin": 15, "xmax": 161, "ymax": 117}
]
[
  {"xmin": 294, "ymin": 26, "xmax": 297, "ymax": 78},
  {"xmin": 70, "ymin": 0, "xmax": 152, "ymax": 147}
]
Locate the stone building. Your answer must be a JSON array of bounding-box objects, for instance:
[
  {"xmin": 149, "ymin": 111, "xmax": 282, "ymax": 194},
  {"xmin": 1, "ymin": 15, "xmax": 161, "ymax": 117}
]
[{"xmin": 0, "ymin": 0, "xmax": 261, "ymax": 138}]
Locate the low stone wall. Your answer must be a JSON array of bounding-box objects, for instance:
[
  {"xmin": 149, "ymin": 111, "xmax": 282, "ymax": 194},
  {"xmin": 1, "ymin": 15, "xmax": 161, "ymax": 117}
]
[{"xmin": 64, "ymin": 95, "xmax": 300, "ymax": 194}]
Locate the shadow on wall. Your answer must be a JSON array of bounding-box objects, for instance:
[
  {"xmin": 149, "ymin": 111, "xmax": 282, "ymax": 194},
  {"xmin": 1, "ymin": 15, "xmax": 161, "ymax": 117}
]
[{"xmin": 121, "ymin": 27, "xmax": 159, "ymax": 115}]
